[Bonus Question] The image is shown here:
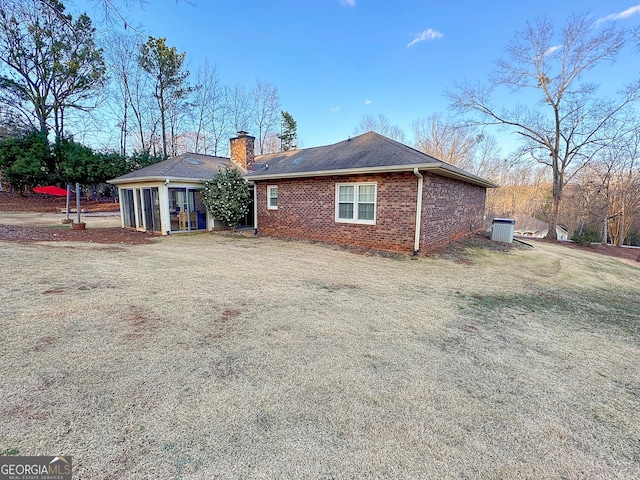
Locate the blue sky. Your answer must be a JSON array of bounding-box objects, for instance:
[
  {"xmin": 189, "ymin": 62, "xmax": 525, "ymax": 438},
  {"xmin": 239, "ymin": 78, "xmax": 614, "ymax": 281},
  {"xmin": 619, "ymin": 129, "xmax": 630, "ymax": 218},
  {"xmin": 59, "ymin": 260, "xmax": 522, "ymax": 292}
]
[{"xmin": 70, "ymin": 0, "xmax": 640, "ymax": 152}]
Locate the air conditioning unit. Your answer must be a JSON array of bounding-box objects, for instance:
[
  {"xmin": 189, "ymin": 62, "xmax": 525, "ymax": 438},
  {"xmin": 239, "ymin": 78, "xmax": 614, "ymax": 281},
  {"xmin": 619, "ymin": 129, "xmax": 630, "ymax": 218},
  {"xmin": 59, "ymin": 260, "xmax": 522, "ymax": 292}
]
[{"xmin": 491, "ymin": 218, "xmax": 515, "ymax": 243}]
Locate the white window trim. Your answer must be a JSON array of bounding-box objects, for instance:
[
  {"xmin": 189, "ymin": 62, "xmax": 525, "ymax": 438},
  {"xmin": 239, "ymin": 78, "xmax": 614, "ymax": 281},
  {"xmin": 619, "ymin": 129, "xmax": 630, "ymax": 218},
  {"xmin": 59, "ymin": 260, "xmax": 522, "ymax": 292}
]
[
  {"xmin": 267, "ymin": 185, "xmax": 278, "ymax": 210},
  {"xmin": 335, "ymin": 182, "xmax": 377, "ymax": 225}
]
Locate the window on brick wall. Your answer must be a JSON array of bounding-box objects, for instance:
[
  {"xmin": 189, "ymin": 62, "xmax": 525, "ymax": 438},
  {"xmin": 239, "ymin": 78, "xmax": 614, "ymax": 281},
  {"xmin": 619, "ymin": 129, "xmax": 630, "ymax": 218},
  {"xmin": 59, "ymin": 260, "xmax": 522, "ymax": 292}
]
[
  {"xmin": 267, "ymin": 185, "xmax": 278, "ymax": 210},
  {"xmin": 335, "ymin": 183, "xmax": 377, "ymax": 225}
]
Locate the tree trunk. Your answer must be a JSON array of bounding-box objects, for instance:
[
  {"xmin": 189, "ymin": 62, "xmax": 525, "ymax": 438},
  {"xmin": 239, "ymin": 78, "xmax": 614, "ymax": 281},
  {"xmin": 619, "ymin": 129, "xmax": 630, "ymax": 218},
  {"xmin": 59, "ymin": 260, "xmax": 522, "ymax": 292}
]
[
  {"xmin": 158, "ymin": 85, "xmax": 167, "ymax": 158},
  {"xmin": 617, "ymin": 208, "xmax": 624, "ymax": 247},
  {"xmin": 160, "ymin": 107, "xmax": 167, "ymax": 158},
  {"xmin": 546, "ymin": 197, "xmax": 559, "ymax": 241},
  {"xmin": 545, "ymin": 171, "xmax": 562, "ymax": 241},
  {"xmin": 120, "ymin": 100, "xmax": 127, "ymax": 157}
]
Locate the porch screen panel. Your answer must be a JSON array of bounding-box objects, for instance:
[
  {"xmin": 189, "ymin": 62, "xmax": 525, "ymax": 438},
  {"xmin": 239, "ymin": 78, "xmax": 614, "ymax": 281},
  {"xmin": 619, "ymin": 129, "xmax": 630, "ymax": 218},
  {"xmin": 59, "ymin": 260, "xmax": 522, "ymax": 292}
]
[
  {"xmin": 169, "ymin": 188, "xmax": 185, "ymax": 232},
  {"xmin": 136, "ymin": 189, "xmax": 143, "ymax": 229},
  {"xmin": 169, "ymin": 187, "xmax": 203, "ymax": 231},
  {"xmin": 143, "ymin": 187, "xmax": 161, "ymax": 232},
  {"xmin": 151, "ymin": 188, "xmax": 161, "ymax": 232},
  {"xmin": 122, "ymin": 189, "xmax": 135, "ymax": 228},
  {"xmin": 190, "ymin": 189, "xmax": 206, "ymax": 230}
]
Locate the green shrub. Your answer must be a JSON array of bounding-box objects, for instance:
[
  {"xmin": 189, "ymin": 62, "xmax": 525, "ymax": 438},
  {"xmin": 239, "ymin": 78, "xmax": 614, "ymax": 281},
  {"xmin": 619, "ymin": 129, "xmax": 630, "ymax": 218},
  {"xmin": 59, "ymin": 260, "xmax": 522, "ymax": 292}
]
[
  {"xmin": 572, "ymin": 227, "xmax": 603, "ymax": 246},
  {"xmin": 201, "ymin": 168, "xmax": 251, "ymax": 228}
]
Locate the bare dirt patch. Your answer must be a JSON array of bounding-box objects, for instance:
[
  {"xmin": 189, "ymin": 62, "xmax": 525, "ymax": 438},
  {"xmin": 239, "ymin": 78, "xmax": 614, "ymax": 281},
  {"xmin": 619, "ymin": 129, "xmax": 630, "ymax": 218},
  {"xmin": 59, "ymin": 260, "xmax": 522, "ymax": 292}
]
[
  {"xmin": 31, "ymin": 336, "xmax": 58, "ymax": 352},
  {"xmin": 0, "ymin": 192, "xmax": 146, "ymax": 244},
  {"xmin": 428, "ymin": 232, "xmax": 527, "ymax": 263},
  {"xmin": 124, "ymin": 307, "xmax": 161, "ymax": 341},
  {"xmin": 0, "ymin": 224, "xmax": 155, "ymax": 244}
]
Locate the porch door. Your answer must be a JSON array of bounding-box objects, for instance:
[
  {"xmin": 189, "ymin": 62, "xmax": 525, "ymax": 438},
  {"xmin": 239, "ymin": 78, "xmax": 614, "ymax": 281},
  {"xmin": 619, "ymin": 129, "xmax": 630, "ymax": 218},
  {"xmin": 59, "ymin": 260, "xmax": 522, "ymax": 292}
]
[
  {"xmin": 169, "ymin": 187, "xmax": 205, "ymax": 231},
  {"xmin": 239, "ymin": 186, "xmax": 254, "ymax": 227},
  {"xmin": 142, "ymin": 187, "xmax": 161, "ymax": 232}
]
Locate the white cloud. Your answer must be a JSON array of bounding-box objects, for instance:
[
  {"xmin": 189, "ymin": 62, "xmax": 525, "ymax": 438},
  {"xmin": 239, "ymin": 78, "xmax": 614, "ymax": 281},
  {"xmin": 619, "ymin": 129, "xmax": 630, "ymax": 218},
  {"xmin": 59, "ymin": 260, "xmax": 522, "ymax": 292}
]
[
  {"xmin": 340, "ymin": 0, "xmax": 356, "ymax": 7},
  {"xmin": 545, "ymin": 45, "xmax": 562, "ymax": 56},
  {"xmin": 364, "ymin": 99, "xmax": 372, "ymax": 105},
  {"xmin": 331, "ymin": 106, "xmax": 341, "ymax": 112},
  {"xmin": 407, "ymin": 28, "xmax": 443, "ymax": 48},
  {"xmin": 596, "ymin": 4, "xmax": 640, "ymax": 26}
]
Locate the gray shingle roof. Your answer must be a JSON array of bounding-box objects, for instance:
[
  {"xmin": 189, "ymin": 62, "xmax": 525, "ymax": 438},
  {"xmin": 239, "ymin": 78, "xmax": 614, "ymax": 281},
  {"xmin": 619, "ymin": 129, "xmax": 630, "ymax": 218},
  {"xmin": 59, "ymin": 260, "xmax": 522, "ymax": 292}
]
[
  {"xmin": 513, "ymin": 213, "xmax": 548, "ymax": 234},
  {"xmin": 246, "ymin": 131, "xmax": 496, "ymax": 188},
  {"xmin": 109, "ymin": 153, "xmax": 241, "ymax": 184}
]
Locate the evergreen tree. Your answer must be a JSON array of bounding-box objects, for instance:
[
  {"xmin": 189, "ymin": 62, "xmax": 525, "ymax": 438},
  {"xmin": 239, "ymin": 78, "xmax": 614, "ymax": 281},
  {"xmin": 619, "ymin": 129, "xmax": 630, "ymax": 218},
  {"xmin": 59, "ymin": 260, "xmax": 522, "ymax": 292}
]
[
  {"xmin": 279, "ymin": 110, "xmax": 297, "ymax": 151},
  {"xmin": 138, "ymin": 37, "xmax": 190, "ymax": 158},
  {"xmin": 0, "ymin": 132, "xmax": 52, "ymax": 193}
]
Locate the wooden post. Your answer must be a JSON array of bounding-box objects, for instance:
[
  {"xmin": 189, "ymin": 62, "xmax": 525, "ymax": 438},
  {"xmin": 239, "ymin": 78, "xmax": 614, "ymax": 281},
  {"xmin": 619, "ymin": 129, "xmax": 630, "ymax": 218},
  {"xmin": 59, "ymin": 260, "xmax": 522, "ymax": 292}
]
[
  {"xmin": 76, "ymin": 182, "xmax": 81, "ymax": 225},
  {"xmin": 66, "ymin": 184, "xmax": 71, "ymax": 221}
]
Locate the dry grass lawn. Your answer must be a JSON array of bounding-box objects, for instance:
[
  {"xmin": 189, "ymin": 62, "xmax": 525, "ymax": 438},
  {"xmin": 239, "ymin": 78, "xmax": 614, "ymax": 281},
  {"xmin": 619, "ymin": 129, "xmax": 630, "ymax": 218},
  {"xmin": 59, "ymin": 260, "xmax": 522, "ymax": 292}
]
[{"xmin": 1, "ymin": 234, "xmax": 639, "ymax": 479}]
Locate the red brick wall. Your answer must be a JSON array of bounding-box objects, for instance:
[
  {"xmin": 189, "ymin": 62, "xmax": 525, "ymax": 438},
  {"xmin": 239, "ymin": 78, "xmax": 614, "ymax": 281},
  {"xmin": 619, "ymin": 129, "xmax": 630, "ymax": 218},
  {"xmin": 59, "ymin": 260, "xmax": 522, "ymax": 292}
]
[
  {"xmin": 254, "ymin": 171, "xmax": 486, "ymax": 254},
  {"xmin": 421, "ymin": 173, "xmax": 486, "ymax": 250}
]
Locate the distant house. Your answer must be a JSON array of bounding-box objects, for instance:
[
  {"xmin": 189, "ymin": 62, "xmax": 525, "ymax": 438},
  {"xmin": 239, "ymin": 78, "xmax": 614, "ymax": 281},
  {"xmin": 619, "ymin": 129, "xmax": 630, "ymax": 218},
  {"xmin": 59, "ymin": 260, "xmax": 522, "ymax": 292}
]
[
  {"xmin": 513, "ymin": 213, "xmax": 569, "ymax": 241},
  {"xmin": 110, "ymin": 131, "xmax": 497, "ymax": 254}
]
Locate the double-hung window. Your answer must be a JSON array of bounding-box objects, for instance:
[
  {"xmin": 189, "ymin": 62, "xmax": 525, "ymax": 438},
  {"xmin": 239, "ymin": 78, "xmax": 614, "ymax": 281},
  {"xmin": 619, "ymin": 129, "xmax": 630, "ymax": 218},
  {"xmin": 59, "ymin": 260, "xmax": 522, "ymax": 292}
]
[
  {"xmin": 335, "ymin": 183, "xmax": 377, "ymax": 224},
  {"xmin": 267, "ymin": 185, "xmax": 278, "ymax": 210}
]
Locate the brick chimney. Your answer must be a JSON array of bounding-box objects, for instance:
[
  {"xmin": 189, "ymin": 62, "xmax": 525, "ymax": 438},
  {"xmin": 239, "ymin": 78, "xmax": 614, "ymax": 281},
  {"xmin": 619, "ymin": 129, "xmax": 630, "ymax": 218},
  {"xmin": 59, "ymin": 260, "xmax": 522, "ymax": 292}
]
[{"xmin": 230, "ymin": 131, "xmax": 255, "ymax": 171}]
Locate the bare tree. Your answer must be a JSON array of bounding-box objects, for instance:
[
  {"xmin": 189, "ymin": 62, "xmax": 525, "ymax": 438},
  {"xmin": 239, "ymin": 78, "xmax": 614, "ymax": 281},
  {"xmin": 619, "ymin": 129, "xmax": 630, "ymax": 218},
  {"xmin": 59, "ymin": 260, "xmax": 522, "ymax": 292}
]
[
  {"xmin": 103, "ymin": 30, "xmax": 152, "ymax": 155},
  {"xmin": 250, "ymin": 79, "xmax": 280, "ymax": 155},
  {"xmin": 207, "ymin": 84, "xmax": 231, "ymax": 157},
  {"xmin": 413, "ymin": 114, "xmax": 474, "ymax": 167},
  {"xmin": 0, "ymin": 0, "xmax": 106, "ymax": 139},
  {"xmin": 584, "ymin": 124, "xmax": 640, "ymax": 245},
  {"xmin": 226, "ymin": 85, "xmax": 250, "ymax": 136},
  {"xmin": 353, "ymin": 113, "xmax": 406, "ymax": 143},
  {"xmin": 190, "ymin": 62, "xmax": 212, "ymax": 154},
  {"xmin": 186, "ymin": 60, "xmax": 231, "ymax": 155},
  {"xmin": 262, "ymin": 132, "xmax": 280, "ymax": 154},
  {"xmin": 449, "ymin": 13, "xmax": 640, "ymax": 240},
  {"xmin": 485, "ymin": 161, "xmax": 551, "ymax": 221},
  {"xmin": 412, "ymin": 113, "xmax": 502, "ymax": 177}
]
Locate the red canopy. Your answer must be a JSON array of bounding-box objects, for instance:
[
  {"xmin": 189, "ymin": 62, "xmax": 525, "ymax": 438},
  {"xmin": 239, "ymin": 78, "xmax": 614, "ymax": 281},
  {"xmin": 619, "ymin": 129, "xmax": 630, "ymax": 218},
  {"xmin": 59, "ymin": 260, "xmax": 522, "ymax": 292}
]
[{"xmin": 33, "ymin": 186, "xmax": 69, "ymax": 197}]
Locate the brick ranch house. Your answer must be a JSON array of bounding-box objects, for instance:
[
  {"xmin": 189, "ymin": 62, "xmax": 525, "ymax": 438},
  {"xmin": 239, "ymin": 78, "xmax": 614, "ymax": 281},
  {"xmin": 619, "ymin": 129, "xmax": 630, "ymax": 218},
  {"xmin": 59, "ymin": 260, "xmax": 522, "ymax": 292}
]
[
  {"xmin": 110, "ymin": 131, "xmax": 496, "ymax": 255},
  {"xmin": 245, "ymin": 131, "xmax": 496, "ymax": 255}
]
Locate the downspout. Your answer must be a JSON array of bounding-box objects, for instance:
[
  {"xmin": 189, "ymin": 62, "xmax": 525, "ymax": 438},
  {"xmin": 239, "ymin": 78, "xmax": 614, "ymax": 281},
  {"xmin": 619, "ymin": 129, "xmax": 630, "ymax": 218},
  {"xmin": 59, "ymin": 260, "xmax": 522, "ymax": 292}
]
[
  {"xmin": 413, "ymin": 168, "xmax": 423, "ymax": 256},
  {"xmin": 253, "ymin": 183, "xmax": 258, "ymax": 235}
]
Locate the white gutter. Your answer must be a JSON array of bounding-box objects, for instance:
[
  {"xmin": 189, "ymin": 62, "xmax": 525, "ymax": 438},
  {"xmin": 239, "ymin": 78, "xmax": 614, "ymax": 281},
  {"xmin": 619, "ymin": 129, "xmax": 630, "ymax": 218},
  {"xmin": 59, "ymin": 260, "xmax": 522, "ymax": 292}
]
[
  {"xmin": 413, "ymin": 168, "xmax": 423, "ymax": 256},
  {"xmin": 244, "ymin": 163, "xmax": 498, "ymax": 189},
  {"xmin": 253, "ymin": 183, "xmax": 258, "ymax": 235},
  {"xmin": 108, "ymin": 176, "xmax": 219, "ymax": 185}
]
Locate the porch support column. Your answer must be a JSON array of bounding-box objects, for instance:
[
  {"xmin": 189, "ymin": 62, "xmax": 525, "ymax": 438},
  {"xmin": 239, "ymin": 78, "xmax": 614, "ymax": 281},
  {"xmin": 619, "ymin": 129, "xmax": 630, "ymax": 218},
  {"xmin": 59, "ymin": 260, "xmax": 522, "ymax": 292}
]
[{"xmin": 117, "ymin": 186, "xmax": 125, "ymax": 228}]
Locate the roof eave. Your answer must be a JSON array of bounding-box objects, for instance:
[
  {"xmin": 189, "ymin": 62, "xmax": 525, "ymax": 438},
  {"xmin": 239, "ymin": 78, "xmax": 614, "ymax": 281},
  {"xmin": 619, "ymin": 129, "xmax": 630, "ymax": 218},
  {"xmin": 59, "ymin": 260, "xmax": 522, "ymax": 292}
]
[
  {"xmin": 108, "ymin": 176, "xmax": 214, "ymax": 185},
  {"xmin": 244, "ymin": 164, "xmax": 498, "ymax": 188}
]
